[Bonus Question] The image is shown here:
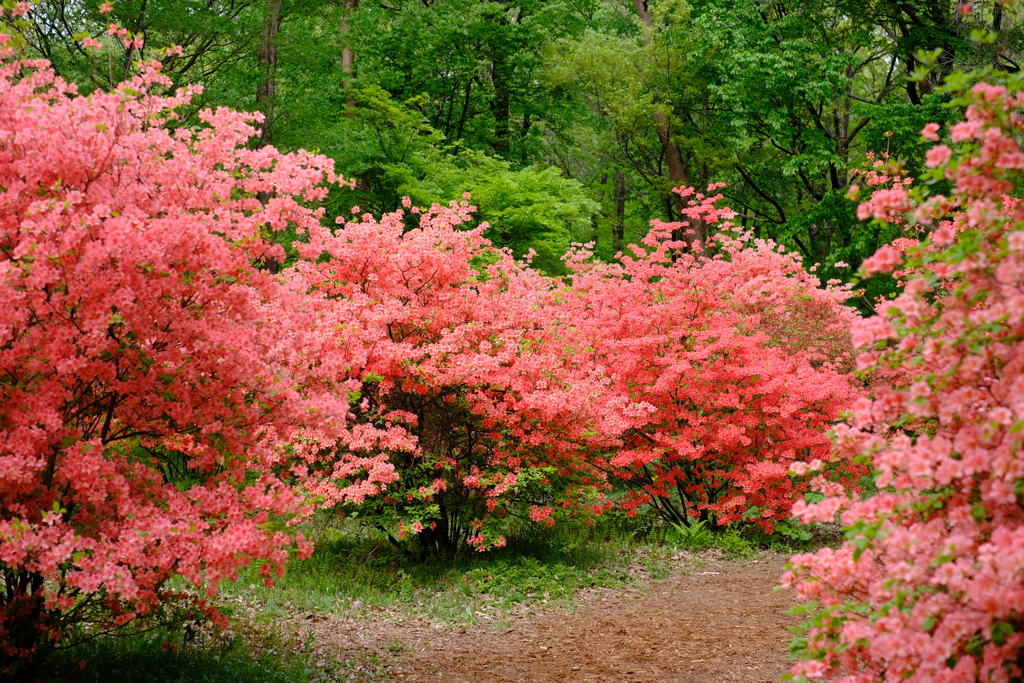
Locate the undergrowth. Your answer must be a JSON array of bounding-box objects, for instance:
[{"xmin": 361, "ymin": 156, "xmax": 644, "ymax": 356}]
[
  {"xmin": 218, "ymin": 516, "xmax": 644, "ymax": 625},
  {"xmin": 37, "ymin": 627, "xmax": 320, "ymax": 683},
  {"xmin": 35, "ymin": 513, "xmax": 821, "ymax": 683}
]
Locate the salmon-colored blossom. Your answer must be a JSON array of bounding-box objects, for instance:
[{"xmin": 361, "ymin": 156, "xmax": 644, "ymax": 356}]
[
  {"xmin": 0, "ymin": 60, "xmax": 392, "ymax": 665},
  {"xmin": 788, "ymin": 81, "xmax": 1024, "ymax": 683}
]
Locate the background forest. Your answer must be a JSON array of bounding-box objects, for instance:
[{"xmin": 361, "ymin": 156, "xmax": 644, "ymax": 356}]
[{"xmin": 23, "ymin": 0, "xmax": 1024, "ymax": 291}]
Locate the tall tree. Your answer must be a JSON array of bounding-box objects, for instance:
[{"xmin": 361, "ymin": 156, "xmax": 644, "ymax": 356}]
[
  {"xmin": 257, "ymin": 0, "xmax": 284, "ymax": 145},
  {"xmin": 543, "ymin": 0, "xmax": 1023, "ymax": 283}
]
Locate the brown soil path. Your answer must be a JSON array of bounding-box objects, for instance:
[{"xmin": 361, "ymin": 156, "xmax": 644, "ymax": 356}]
[{"xmin": 298, "ymin": 555, "xmax": 799, "ymax": 683}]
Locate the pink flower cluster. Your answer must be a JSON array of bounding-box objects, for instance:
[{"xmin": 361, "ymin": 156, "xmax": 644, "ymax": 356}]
[
  {"xmin": 0, "ymin": 60, "xmax": 394, "ymax": 661},
  {"xmin": 786, "ymin": 81, "xmax": 1024, "ymax": 682}
]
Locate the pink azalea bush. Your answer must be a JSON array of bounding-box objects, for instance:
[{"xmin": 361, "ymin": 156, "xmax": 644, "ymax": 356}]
[
  {"xmin": 291, "ymin": 186, "xmax": 863, "ymax": 551},
  {"xmin": 557, "ymin": 188, "xmax": 862, "ymax": 531},
  {"xmin": 785, "ymin": 80, "xmax": 1024, "ymax": 682},
  {"xmin": 289, "ymin": 200, "xmax": 637, "ymax": 552},
  {"xmin": 0, "ymin": 60, "xmax": 395, "ymax": 668}
]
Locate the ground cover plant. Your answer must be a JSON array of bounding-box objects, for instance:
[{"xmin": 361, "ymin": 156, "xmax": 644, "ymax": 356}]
[{"xmin": 37, "ymin": 625, "xmax": 323, "ymax": 683}]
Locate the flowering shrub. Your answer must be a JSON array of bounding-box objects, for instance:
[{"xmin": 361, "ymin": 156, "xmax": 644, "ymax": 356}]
[
  {"xmin": 558, "ymin": 188, "xmax": 861, "ymax": 532},
  {"xmin": 291, "ymin": 186, "xmax": 862, "ymax": 552},
  {"xmin": 785, "ymin": 79, "xmax": 1024, "ymax": 682},
  {"xmin": 292, "ymin": 200, "xmax": 636, "ymax": 553},
  {"xmin": 0, "ymin": 61, "xmax": 393, "ymax": 668}
]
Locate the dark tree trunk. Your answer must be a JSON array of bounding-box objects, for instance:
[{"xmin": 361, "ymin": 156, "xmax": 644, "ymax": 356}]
[
  {"xmin": 341, "ymin": 0, "xmax": 358, "ymax": 113},
  {"xmin": 635, "ymin": 0, "xmax": 705, "ymax": 250},
  {"xmin": 1, "ymin": 572, "xmax": 48, "ymax": 679},
  {"xmin": 653, "ymin": 111, "xmax": 706, "ymax": 250},
  {"xmin": 491, "ymin": 53, "xmax": 512, "ymax": 155},
  {"xmin": 613, "ymin": 169, "xmax": 627, "ymax": 253},
  {"xmin": 256, "ymin": 0, "xmax": 283, "ymax": 147}
]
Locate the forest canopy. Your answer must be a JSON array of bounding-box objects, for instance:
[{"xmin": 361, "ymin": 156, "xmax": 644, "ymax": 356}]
[{"xmin": 16, "ymin": 0, "xmax": 1023, "ymax": 290}]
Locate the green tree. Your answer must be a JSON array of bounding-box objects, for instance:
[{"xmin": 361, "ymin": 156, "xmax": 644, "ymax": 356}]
[
  {"xmin": 542, "ymin": 0, "xmax": 1024, "ymax": 293},
  {"xmin": 344, "ymin": 0, "xmax": 593, "ymax": 160}
]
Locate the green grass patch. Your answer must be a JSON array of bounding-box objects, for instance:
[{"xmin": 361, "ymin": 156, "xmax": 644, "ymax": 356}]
[
  {"xmin": 219, "ymin": 519, "xmax": 642, "ymax": 626},
  {"xmin": 37, "ymin": 626, "xmax": 318, "ymax": 683}
]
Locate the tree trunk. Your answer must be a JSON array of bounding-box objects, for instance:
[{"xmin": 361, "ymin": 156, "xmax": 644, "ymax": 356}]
[
  {"xmin": 341, "ymin": 0, "xmax": 358, "ymax": 113},
  {"xmin": 653, "ymin": 110, "xmax": 705, "ymax": 249},
  {"xmin": 491, "ymin": 52, "xmax": 512, "ymax": 156},
  {"xmin": 1, "ymin": 572, "xmax": 48, "ymax": 678},
  {"xmin": 613, "ymin": 170, "xmax": 627, "ymax": 253},
  {"xmin": 634, "ymin": 0, "xmax": 652, "ymax": 24},
  {"xmin": 256, "ymin": 0, "xmax": 283, "ymax": 147},
  {"xmin": 635, "ymin": 0, "xmax": 705, "ymax": 250}
]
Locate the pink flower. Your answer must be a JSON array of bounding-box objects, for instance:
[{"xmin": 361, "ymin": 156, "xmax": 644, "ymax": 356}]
[
  {"xmin": 925, "ymin": 145, "xmax": 952, "ymax": 168},
  {"xmin": 795, "ymin": 659, "xmax": 828, "ymax": 678},
  {"xmin": 1009, "ymin": 231, "xmax": 1024, "ymax": 251},
  {"xmin": 921, "ymin": 122, "xmax": 941, "ymax": 141},
  {"xmin": 858, "ymin": 188, "xmax": 912, "ymax": 221},
  {"xmin": 995, "ymin": 152, "xmax": 1024, "ymax": 168},
  {"xmin": 951, "ymin": 120, "xmax": 980, "ymax": 142},
  {"xmin": 933, "ymin": 225, "xmax": 956, "ymax": 245},
  {"xmin": 861, "ymin": 245, "xmax": 904, "ymax": 276},
  {"xmin": 789, "ymin": 462, "xmax": 809, "ymax": 476}
]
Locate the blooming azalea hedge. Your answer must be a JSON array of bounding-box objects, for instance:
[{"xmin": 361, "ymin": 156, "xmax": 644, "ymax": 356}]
[
  {"xmin": 556, "ymin": 190, "xmax": 861, "ymax": 532},
  {"xmin": 0, "ymin": 26, "xmax": 864, "ymax": 673},
  {"xmin": 0, "ymin": 60, "xmax": 396, "ymax": 667},
  {"xmin": 785, "ymin": 77, "xmax": 1024, "ymax": 682}
]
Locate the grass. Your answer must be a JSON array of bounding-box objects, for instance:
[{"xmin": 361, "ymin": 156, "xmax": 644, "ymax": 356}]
[
  {"xmin": 37, "ymin": 603, "xmax": 391, "ymax": 683},
  {"xmin": 217, "ymin": 517, "xmax": 646, "ymax": 626},
  {"xmin": 38, "ymin": 627, "xmax": 320, "ymax": 683},
  {"xmin": 34, "ymin": 513, "xmax": 810, "ymax": 683}
]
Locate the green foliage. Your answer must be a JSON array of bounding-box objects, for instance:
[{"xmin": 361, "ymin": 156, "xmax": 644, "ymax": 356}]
[
  {"xmin": 344, "ymin": 0, "xmax": 593, "ymax": 158},
  {"xmin": 660, "ymin": 512, "xmax": 837, "ymax": 556},
  {"xmin": 399, "ymin": 151, "xmax": 598, "ymax": 273},
  {"xmin": 664, "ymin": 520, "xmax": 757, "ymax": 558},
  {"xmin": 38, "ymin": 626, "xmax": 316, "ymax": 683},
  {"xmin": 325, "ymin": 87, "xmax": 597, "ymax": 272},
  {"xmin": 665, "ymin": 520, "xmax": 715, "ymax": 551},
  {"xmin": 462, "ymin": 555, "xmax": 610, "ymax": 602}
]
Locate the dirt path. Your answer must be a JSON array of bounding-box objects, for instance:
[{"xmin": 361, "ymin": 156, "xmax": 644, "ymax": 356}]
[{"xmin": 299, "ymin": 555, "xmax": 799, "ymax": 683}]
